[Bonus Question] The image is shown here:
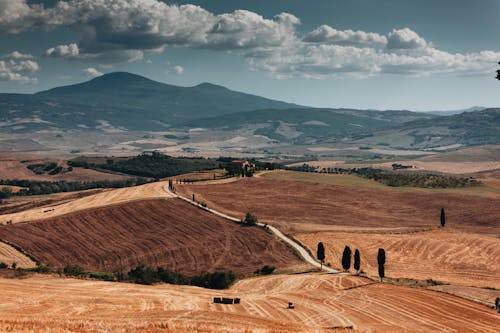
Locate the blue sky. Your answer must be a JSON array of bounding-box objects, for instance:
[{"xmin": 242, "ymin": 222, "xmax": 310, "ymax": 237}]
[{"xmin": 1, "ymin": 0, "xmax": 500, "ymax": 111}]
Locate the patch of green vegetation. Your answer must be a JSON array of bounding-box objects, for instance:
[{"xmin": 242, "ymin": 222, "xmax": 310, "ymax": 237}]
[
  {"xmin": 0, "ymin": 178, "xmax": 149, "ymax": 196},
  {"xmin": 69, "ymin": 152, "xmax": 219, "ymax": 179}
]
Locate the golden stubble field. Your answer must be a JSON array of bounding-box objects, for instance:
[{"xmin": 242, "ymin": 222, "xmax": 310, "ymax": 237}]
[{"xmin": 0, "ymin": 273, "xmax": 499, "ymax": 333}]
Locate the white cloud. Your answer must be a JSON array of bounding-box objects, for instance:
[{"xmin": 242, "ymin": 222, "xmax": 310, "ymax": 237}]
[
  {"xmin": 82, "ymin": 67, "xmax": 103, "ymax": 78},
  {"xmin": 174, "ymin": 65, "xmax": 184, "ymax": 75},
  {"xmin": 45, "ymin": 43, "xmax": 79, "ymax": 58},
  {"xmin": 2, "ymin": 1, "xmax": 499, "ymax": 78},
  {"xmin": 304, "ymin": 25, "xmax": 387, "ymax": 47},
  {"xmin": 2, "ymin": 50, "xmax": 33, "ymax": 59},
  {"xmin": 0, "ymin": 59, "xmax": 39, "ymax": 83},
  {"xmin": 387, "ymin": 28, "xmax": 428, "ymax": 49}
]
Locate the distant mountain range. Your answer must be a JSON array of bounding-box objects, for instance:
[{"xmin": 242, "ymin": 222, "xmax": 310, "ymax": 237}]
[
  {"xmin": 0, "ymin": 72, "xmax": 298, "ymax": 132},
  {"xmin": 0, "ymin": 72, "xmax": 499, "ymax": 150}
]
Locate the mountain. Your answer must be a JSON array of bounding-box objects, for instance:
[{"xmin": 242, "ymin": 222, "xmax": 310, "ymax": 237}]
[
  {"xmin": 425, "ymin": 106, "xmax": 486, "ymax": 116},
  {"xmin": 0, "ymin": 72, "xmax": 300, "ymax": 132},
  {"xmin": 182, "ymin": 108, "xmax": 437, "ymax": 144},
  {"xmin": 360, "ymin": 108, "xmax": 500, "ymax": 149}
]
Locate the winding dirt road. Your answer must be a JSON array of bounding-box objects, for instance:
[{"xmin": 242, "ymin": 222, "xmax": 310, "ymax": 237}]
[{"xmin": 164, "ymin": 183, "xmax": 339, "ymax": 274}]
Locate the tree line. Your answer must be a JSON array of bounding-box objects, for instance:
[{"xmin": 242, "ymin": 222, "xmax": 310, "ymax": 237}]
[
  {"xmin": 0, "ymin": 178, "xmax": 149, "ymax": 196},
  {"xmin": 287, "ymin": 164, "xmax": 480, "ymax": 188}
]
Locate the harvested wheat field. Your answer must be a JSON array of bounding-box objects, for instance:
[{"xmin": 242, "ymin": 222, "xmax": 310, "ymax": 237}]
[
  {"xmin": 0, "ymin": 241, "xmax": 36, "ymax": 268},
  {"xmin": 296, "ymin": 230, "xmax": 500, "ymax": 289},
  {"xmin": 0, "ymin": 152, "xmax": 131, "ymax": 181},
  {"xmin": 0, "ymin": 273, "xmax": 499, "ymax": 333},
  {"xmin": 0, "ymin": 180, "xmax": 171, "ymax": 224},
  {"xmin": 177, "ymin": 175, "xmax": 500, "ymax": 234},
  {"xmin": 0, "ymin": 198, "xmax": 301, "ymax": 275}
]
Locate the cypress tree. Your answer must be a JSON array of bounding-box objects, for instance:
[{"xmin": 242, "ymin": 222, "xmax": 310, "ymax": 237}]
[
  {"xmin": 354, "ymin": 249, "xmax": 360, "ymax": 273},
  {"xmin": 440, "ymin": 208, "xmax": 446, "ymax": 228},
  {"xmin": 377, "ymin": 248, "xmax": 386, "ymax": 281},
  {"xmin": 317, "ymin": 242, "xmax": 325, "ymax": 270},
  {"xmin": 341, "ymin": 246, "xmax": 352, "ymax": 271}
]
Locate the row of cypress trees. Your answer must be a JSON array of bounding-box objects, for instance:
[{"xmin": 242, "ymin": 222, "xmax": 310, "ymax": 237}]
[{"xmin": 316, "ymin": 242, "xmax": 386, "ymax": 280}]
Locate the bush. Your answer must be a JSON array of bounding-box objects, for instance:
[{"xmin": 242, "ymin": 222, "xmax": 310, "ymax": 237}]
[
  {"xmin": 127, "ymin": 263, "xmax": 160, "ymax": 285},
  {"xmin": 0, "ymin": 262, "xmax": 8, "ymax": 269},
  {"xmin": 254, "ymin": 265, "xmax": 275, "ymax": 275},
  {"xmin": 89, "ymin": 272, "xmax": 115, "ymax": 281},
  {"xmin": 190, "ymin": 271, "xmax": 236, "ymax": 289},
  {"xmin": 63, "ymin": 264, "xmax": 85, "ymax": 276},
  {"xmin": 244, "ymin": 212, "xmax": 257, "ymax": 226}
]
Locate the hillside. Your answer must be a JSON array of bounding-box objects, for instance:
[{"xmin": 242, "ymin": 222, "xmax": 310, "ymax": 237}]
[
  {"xmin": 0, "ymin": 198, "xmax": 302, "ymax": 275},
  {"xmin": 0, "ymin": 72, "xmax": 299, "ymax": 132},
  {"xmin": 181, "ymin": 108, "xmax": 436, "ymax": 144},
  {"xmin": 360, "ymin": 108, "xmax": 500, "ymax": 149},
  {"xmin": 0, "ymin": 273, "xmax": 499, "ymax": 333}
]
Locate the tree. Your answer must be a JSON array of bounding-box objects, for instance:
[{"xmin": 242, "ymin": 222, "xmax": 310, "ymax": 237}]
[
  {"xmin": 316, "ymin": 242, "xmax": 325, "ymax": 270},
  {"xmin": 341, "ymin": 246, "xmax": 352, "ymax": 271},
  {"xmin": 496, "ymin": 62, "xmax": 500, "ymax": 80},
  {"xmin": 244, "ymin": 212, "xmax": 257, "ymax": 226},
  {"xmin": 377, "ymin": 248, "xmax": 386, "ymax": 281},
  {"xmin": 353, "ymin": 249, "xmax": 360, "ymax": 273},
  {"xmin": 440, "ymin": 208, "xmax": 446, "ymax": 228}
]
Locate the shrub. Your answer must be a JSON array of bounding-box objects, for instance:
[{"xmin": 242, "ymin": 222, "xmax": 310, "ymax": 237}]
[
  {"xmin": 244, "ymin": 212, "xmax": 257, "ymax": 226},
  {"xmin": 0, "ymin": 262, "xmax": 8, "ymax": 269},
  {"xmin": 254, "ymin": 265, "xmax": 275, "ymax": 275},
  {"xmin": 63, "ymin": 264, "xmax": 85, "ymax": 276},
  {"xmin": 89, "ymin": 272, "xmax": 115, "ymax": 281},
  {"xmin": 190, "ymin": 271, "xmax": 236, "ymax": 289}
]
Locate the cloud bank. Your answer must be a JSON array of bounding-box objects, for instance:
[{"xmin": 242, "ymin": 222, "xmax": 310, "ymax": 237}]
[{"xmin": 1, "ymin": 0, "xmax": 499, "ymax": 79}]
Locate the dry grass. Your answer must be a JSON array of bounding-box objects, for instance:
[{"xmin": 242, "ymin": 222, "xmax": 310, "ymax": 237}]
[
  {"xmin": 0, "ymin": 180, "xmax": 172, "ymax": 224},
  {"xmin": 0, "ymin": 241, "xmax": 36, "ymax": 268},
  {"xmin": 0, "ymin": 274, "xmax": 498, "ymax": 332},
  {"xmin": 296, "ymin": 230, "xmax": 500, "ymax": 289}
]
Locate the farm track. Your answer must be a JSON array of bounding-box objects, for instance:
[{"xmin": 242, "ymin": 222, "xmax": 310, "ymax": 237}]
[
  {"xmin": 165, "ymin": 183, "xmax": 339, "ymax": 274},
  {"xmin": 0, "ymin": 198, "xmax": 302, "ymax": 275}
]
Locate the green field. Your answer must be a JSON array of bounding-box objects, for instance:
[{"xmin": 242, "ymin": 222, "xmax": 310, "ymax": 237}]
[{"xmin": 261, "ymin": 170, "xmax": 500, "ymax": 198}]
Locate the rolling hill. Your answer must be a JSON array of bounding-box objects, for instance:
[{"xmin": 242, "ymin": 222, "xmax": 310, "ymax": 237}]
[{"xmin": 0, "ymin": 72, "xmax": 299, "ymax": 132}]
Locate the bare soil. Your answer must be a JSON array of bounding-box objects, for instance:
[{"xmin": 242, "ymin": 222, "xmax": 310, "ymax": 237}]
[
  {"xmin": 177, "ymin": 177, "xmax": 500, "ymax": 235},
  {"xmin": 0, "ymin": 198, "xmax": 302, "ymax": 275}
]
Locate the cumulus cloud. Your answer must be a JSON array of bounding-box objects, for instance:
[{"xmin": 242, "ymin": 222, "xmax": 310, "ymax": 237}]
[
  {"xmin": 2, "ymin": 50, "xmax": 33, "ymax": 59},
  {"xmin": 45, "ymin": 43, "xmax": 79, "ymax": 58},
  {"xmin": 174, "ymin": 65, "xmax": 184, "ymax": 75},
  {"xmin": 304, "ymin": 25, "xmax": 387, "ymax": 47},
  {"xmin": 82, "ymin": 67, "xmax": 103, "ymax": 78},
  {"xmin": 387, "ymin": 28, "xmax": 428, "ymax": 49},
  {"xmin": 0, "ymin": 59, "xmax": 39, "ymax": 83},
  {"xmin": 2, "ymin": 0, "xmax": 499, "ymax": 78}
]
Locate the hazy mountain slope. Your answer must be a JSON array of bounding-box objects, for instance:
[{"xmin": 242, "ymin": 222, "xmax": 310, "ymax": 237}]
[
  {"xmin": 181, "ymin": 108, "xmax": 437, "ymax": 144},
  {"xmin": 362, "ymin": 108, "xmax": 500, "ymax": 149},
  {"xmin": 0, "ymin": 72, "xmax": 299, "ymax": 132}
]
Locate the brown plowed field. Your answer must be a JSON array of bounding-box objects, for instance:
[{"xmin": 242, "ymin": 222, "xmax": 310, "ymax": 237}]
[
  {"xmin": 0, "ymin": 180, "xmax": 172, "ymax": 224},
  {"xmin": 296, "ymin": 230, "xmax": 500, "ymax": 289},
  {"xmin": 0, "ymin": 274, "xmax": 498, "ymax": 333},
  {"xmin": 0, "ymin": 198, "xmax": 301, "ymax": 275},
  {"xmin": 177, "ymin": 177, "xmax": 500, "ymax": 234}
]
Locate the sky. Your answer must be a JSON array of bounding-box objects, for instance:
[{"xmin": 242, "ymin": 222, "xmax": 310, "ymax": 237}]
[{"xmin": 1, "ymin": 0, "xmax": 500, "ymax": 111}]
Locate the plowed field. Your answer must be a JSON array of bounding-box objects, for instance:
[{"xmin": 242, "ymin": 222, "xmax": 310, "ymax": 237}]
[
  {"xmin": 0, "ymin": 198, "xmax": 301, "ymax": 275},
  {"xmin": 0, "ymin": 273, "xmax": 498, "ymax": 333},
  {"xmin": 177, "ymin": 177, "xmax": 500, "ymax": 234}
]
